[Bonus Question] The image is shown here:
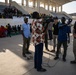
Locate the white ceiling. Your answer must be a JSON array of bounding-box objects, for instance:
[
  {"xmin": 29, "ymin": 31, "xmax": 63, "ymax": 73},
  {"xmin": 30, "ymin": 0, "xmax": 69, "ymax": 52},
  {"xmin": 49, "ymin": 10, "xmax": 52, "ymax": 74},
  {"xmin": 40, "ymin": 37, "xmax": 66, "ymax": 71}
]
[{"xmin": 30, "ymin": 0, "xmax": 76, "ymax": 6}]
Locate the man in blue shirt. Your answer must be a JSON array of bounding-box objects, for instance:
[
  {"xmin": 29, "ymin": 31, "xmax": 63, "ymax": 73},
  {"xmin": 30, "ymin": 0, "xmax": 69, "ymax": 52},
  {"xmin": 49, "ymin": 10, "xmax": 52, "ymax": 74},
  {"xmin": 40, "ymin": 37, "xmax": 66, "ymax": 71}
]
[
  {"xmin": 54, "ymin": 17, "xmax": 70, "ymax": 61},
  {"xmin": 21, "ymin": 17, "xmax": 31, "ymax": 57}
]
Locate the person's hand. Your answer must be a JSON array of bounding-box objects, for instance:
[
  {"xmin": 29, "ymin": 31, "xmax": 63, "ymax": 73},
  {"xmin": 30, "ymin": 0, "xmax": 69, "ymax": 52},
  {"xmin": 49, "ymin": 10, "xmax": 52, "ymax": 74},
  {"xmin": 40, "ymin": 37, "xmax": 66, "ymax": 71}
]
[{"xmin": 73, "ymin": 34, "xmax": 76, "ymax": 38}]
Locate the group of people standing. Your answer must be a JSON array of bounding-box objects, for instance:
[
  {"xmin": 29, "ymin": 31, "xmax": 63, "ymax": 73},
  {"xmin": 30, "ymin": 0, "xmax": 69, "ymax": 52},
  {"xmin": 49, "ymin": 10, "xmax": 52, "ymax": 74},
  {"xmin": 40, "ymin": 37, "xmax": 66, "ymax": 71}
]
[{"xmin": 21, "ymin": 12, "xmax": 76, "ymax": 72}]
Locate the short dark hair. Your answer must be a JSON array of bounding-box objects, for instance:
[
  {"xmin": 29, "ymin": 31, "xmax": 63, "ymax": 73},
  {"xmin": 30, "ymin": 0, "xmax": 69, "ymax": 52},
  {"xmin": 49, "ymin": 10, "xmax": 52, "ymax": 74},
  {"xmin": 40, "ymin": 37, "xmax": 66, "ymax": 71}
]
[
  {"xmin": 24, "ymin": 17, "xmax": 28, "ymax": 21},
  {"xmin": 61, "ymin": 17, "xmax": 66, "ymax": 21},
  {"xmin": 32, "ymin": 11, "xmax": 40, "ymax": 19}
]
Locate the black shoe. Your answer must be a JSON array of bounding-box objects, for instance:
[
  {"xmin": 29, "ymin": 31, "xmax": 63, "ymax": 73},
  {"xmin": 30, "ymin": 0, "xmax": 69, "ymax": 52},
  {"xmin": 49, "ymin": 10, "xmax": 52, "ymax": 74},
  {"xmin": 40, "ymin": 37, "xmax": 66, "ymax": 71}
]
[
  {"xmin": 50, "ymin": 50, "xmax": 55, "ymax": 53},
  {"xmin": 23, "ymin": 54, "xmax": 26, "ymax": 57},
  {"xmin": 34, "ymin": 67, "xmax": 37, "ymax": 69},
  {"xmin": 26, "ymin": 51, "xmax": 31, "ymax": 54},
  {"xmin": 54, "ymin": 57, "xmax": 59, "ymax": 60},
  {"xmin": 46, "ymin": 48, "xmax": 49, "ymax": 51},
  {"xmin": 63, "ymin": 58, "xmax": 66, "ymax": 62},
  {"xmin": 37, "ymin": 68, "xmax": 47, "ymax": 72},
  {"xmin": 70, "ymin": 60, "xmax": 76, "ymax": 64}
]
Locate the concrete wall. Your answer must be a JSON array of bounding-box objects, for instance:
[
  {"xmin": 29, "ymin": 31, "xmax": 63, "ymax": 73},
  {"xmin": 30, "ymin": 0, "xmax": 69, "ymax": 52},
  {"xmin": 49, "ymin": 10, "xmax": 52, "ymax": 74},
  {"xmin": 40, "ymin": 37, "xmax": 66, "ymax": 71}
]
[
  {"xmin": 11, "ymin": 1, "xmax": 29, "ymax": 15},
  {"xmin": 0, "ymin": 17, "xmax": 33, "ymax": 26},
  {"xmin": 0, "ymin": 2, "xmax": 7, "ymax": 5},
  {"xmin": 23, "ymin": 6, "xmax": 38, "ymax": 14},
  {"xmin": 0, "ymin": 17, "xmax": 75, "ymax": 27},
  {"xmin": 11, "ymin": 1, "xmax": 53, "ymax": 15},
  {"xmin": 37, "ymin": 7, "xmax": 53, "ymax": 16},
  {"xmin": 63, "ymin": 12, "xmax": 72, "ymax": 19},
  {"xmin": 0, "ymin": 19, "xmax": 12, "ymax": 26}
]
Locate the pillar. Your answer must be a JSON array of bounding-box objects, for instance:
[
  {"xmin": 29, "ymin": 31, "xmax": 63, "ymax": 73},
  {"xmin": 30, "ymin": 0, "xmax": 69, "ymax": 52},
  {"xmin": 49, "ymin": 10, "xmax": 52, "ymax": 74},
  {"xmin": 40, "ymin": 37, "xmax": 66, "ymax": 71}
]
[
  {"xmin": 37, "ymin": 0, "xmax": 40, "ymax": 13},
  {"xmin": 51, "ymin": 6, "xmax": 53, "ymax": 12},
  {"xmin": 61, "ymin": 5, "xmax": 62, "ymax": 12},
  {"xmin": 48, "ymin": 0, "xmax": 50, "ymax": 10},
  {"xmin": 5, "ymin": 0, "xmax": 8, "ymax": 5},
  {"xmin": 33, "ymin": 0, "xmax": 35, "ymax": 7},
  {"xmin": 22, "ymin": 0, "xmax": 24, "ymax": 6},
  {"xmin": 9, "ymin": 0, "xmax": 12, "ymax": 6},
  {"xmin": 26, "ymin": 0, "xmax": 29, "ymax": 6},
  {"xmin": 44, "ymin": 3, "xmax": 46, "ymax": 9},
  {"xmin": 55, "ymin": 6, "xmax": 57, "ymax": 12},
  {"xmin": 58, "ymin": 6, "xmax": 59, "ymax": 12}
]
